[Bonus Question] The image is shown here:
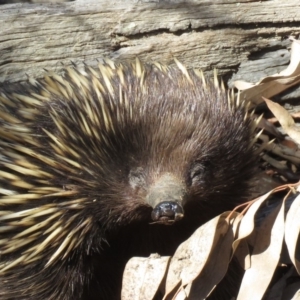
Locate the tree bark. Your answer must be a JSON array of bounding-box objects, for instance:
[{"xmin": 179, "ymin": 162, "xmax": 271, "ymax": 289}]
[{"xmin": 0, "ymin": 0, "xmax": 300, "ymax": 97}]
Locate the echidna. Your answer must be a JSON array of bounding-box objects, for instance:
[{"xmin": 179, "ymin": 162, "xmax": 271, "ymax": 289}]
[{"xmin": 0, "ymin": 59, "xmax": 258, "ymax": 300}]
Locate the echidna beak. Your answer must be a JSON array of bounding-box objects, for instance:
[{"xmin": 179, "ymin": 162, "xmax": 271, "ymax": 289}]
[
  {"xmin": 146, "ymin": 173, "xmax": 186, "ymax": 225},
  {"xmin": 151, "ymin": 201, "xmax": 184, "ymax": 225}
]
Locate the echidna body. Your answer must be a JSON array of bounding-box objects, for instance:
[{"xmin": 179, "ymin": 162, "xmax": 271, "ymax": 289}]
[{"xmin": 0, "ymin": 60, "xmax": 257, "ymax": 299}]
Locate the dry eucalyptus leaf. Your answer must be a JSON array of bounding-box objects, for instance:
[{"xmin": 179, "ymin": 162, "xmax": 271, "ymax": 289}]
[
  {"xmin": 264, "ymin": 266, "xmax": 295, "ymax": 300},
  {"xmin": 283, "ymin": 282, "xmax": 300, "ymax": 300},
  {"xmin": 187, "ymin": 224, "xmax": 234, "ymax": 299},
  {"xmin": 292, "ymin": 293, "xmax": 300, "ymax": 300},
  {"xmin": 275, "ymin": 38, "xmax": 300, "ymax": 77},
  {"xmin": 258, "ymin": 118, "xmax": 284, "ymax": 139},
  {"xmin": 232, "ymin": 190, "xmax": 274, "ymax": 253},
  {"xmin": 234, "ymin": 239, "xmax": 251, "ymax": 270},
  {"xmin": 237, "ymin": 200, "xmax": 285, "ymax": 300},
  {"xmin": 264, "ymin": 97, "xmax": 300, "ymax": 144},
  {"xmin": 264, "ymin": 142, "xmax": 300, "ymax": 165},
  {"xmin": 163, "ymin": 212, "xmax": 235, "ymax": 300},
  {"xmin": 122, "ymin": 254, "xmax": 171, "ymax": 300},
  {"xmin": 285, "ymin": 194, "xmax": 300, "ymax": 274},
  {"xmin": 264, "ymin": 97, "xmax": 295, "ymax": 128},
  {"xmin": 173, "ymin": 289, "xmax": 188, "ymax": 300},
  {"xmin": 234, "ymin": 39, "xmax": 300, "ymax": 105}
]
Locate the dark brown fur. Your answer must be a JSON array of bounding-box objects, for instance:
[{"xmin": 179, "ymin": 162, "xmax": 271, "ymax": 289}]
[{"xmin": 0, "ymin": 61, "xmax": 257, "ymax": 299}]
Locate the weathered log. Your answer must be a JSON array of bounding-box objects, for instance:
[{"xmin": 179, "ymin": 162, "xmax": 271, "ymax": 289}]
[{"xmin": 0, "ymin": 0, "xmax": 300, "ymax": 99}]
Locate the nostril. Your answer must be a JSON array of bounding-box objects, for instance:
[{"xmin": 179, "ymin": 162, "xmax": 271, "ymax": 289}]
[{"xmin": 151, "ymin": 201, "xmax": 184, "ymax": 224}]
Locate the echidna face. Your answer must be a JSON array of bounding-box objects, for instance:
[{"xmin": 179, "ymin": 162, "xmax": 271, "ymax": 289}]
[{"xmin": 0, "ymin": 60, "xmax": 257, "ymax": 300}]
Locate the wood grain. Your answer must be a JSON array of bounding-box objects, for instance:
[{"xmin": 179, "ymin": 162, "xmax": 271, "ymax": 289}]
[{"xmin": 0, "ymin": 0, "xmax": 300, "ymax": 96}]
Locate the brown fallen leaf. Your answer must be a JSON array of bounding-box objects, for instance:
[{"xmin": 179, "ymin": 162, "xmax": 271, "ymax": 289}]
[
  {"xmin": 283, "ymin": 282, "xmax": 300, "ymax": 300},
  {"xmin": 285, "ymin": 194, "xmax": 300, "ymax": 274},
  {"xmin": 264, "ymin": 142, "xmax": 300, "ymax": 165},
  {"xmin": 265, "ymin": 266, "xmax": 295, "ymax": 300},
  {"xmin": 232, "ymin": 190, "xmax": 275, "ymax": 254},
  {"xmin": 186, "ymin": 223, "xmax": 234, "ymax": 299},
  {"xmin": 234, "ymin": 239, "xmax": 251, "ymax": 271},
  {"xmin": 237, "ymin": 198, "xmax": 285, "ymax": 300},
  {"xmin": 163, "ymin": 212, "xmax": 236, "ymax": 300},
  {"xmin": 264, "ymin": 97, "xmax": 300, "ymax": 145},
  {"xmin": 234, "ymin": 38, "xmax": 300, "ymax": 105}
]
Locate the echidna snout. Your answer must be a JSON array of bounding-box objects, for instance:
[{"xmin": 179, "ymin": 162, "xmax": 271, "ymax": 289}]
[
  {"xmin": 146, "ymin": 174, "xmax": 185, "ymax": 224},
  {"xmin": 151, "ymin": 201, "xmax": 184, "ymax": 224}
]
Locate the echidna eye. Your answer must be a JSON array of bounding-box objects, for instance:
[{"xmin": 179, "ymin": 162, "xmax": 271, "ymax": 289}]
[
  {"xmin": 190, "ymin": 164, "xmax": 204, "ymax": 178},
  {"xmin": 129, "ymin": 167, "xmax": 146, "ymax": 190},
  {"xmin": 189, "ymin": 161, "xmax": 211, "ymax": 185}
]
